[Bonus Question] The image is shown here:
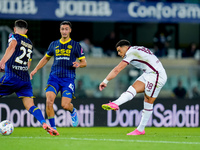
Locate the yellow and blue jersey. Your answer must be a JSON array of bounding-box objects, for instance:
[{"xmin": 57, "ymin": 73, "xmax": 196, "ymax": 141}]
[
  {"xmin": 5, "ymin": 33, "xmax": 33, "ymax": 81},
  {"xmin": 46, "ymin": 38, "xmax": 85, "ymax": 79}
]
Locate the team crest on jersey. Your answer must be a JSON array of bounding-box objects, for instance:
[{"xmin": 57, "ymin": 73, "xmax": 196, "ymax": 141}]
[{"xmin": 67, "ymin": 45, "xmax": 72, "ymax": 49}]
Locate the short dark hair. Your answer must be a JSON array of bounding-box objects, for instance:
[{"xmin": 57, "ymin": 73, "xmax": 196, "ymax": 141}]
[
  {"xmin": 60, "ymin": 21, "xmax": 72, "ymax": 28},
  {"xmin": 14, "ymin": 20, "xmax": 28, "ymax": 29},
  {"xmin": 115, "ymin": 39, "xmax": 131, "ymax": 48}
]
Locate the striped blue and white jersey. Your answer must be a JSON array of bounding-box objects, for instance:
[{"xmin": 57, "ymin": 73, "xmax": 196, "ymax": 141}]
[
  {"xmin": 5, "ymin": 33, "xmax": 33, "ymax": 81},
  {"xmin": 46, "ymin": 38, "xmax": 85, "ymax": 79}
]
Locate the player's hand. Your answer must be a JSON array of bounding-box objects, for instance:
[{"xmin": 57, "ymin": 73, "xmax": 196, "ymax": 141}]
[
  {"xmin": 72, "ymin": 62, "xmax": 80, "ymax": 68},
  {"xmin": 99, "ymin": 82, "xmax": 107, "ymax": 91},
  {"xmin": 30, "ymin": 69, "xmax": 37, "ymax": 80}
]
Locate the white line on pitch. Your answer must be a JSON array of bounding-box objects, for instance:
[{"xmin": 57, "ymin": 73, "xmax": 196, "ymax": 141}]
[{"xmin": 0, "ymin": 136, "xmax": 200, "ymax": 145}]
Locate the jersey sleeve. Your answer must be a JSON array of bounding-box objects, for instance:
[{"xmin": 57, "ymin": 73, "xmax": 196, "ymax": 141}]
[
  {"xmin": 46, "ymin": 42, "xmax": 54, "ymax": 57},
  {"xmin": 76, "ymin": 43, "xmax": 85, "ymax": 60},
  {"xmin": 123, "ymin": 51, "xmax": 135, "ymax": 64},
  {"xmin": 8, "ymin": 33, "xmax": 16, "ymax": 44}
]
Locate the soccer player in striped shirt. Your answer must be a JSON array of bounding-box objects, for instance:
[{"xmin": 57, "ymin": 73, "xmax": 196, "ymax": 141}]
[
  {"xmin": 0, "ymin": 20, "xmax": 58, "ymax": 136},
  {"xmin": 30, "ymin": 21, "xmax": 87, "ymax": 131},
  {"xmin": 99, "ymin": 40, "xmax": 167, "ymax": 135}
]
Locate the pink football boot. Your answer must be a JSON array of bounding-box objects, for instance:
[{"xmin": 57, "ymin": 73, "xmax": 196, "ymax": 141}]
[
  {"xmin": 43, "ymin": 123, "xmax": 59, "ymax": 136},
  {"xmin": 102, "ymin": 102, "xmax": 119, "ymax": 111},
  {"xmin": 127, "ymin": 129, "xmax": 145, "ymax": 135}
]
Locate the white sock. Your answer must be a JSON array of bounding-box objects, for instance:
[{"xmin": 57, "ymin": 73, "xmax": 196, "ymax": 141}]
[
  {"xmin": 112, "ymin": 86, "xmax": 136, "ymax": 106},
  {"xmin": 137, "ymin": 102, "xmax": 153, "ymax": 132}
]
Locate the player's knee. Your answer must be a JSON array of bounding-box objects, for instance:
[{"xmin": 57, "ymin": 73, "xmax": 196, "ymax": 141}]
[
  {"xmin": 22, "ymin": 97, "xmax": 34, "ymax": 110},
  {"xmin": 46, "ymin": 97, "xmax": 55, "ymax": 108},
  {"xmin": 61, "ymin": 103, "xmax": 72, "ymax": 110},
  {"xmin": 144, "ymin": 96, "xmax": 156, "ymax": 104}
]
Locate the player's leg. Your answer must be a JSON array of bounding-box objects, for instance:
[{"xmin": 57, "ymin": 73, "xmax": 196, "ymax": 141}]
[
  {"xmin": 136, "ymin": 95, "xmax": 155, "ymax": 133},
  {"xmin": 127, "ymin": 74, "xmax": 155, "ymax": 135},
  {"xmin": 61, "ymin": 97, "xmax": 73, "ymax": 111},
  {"xmin": 61, "ymin": 95, "xmax": 78, "ymax": 127},
  {"xmin": 127, "ymin": 95, "xmax": 155, "ymax": 135},
  {"xmin": 46, "ymin": 90, "xmax": 57, "ymax": 130},
  {"xmin": 45, "ymin": 75, "xmax": 60, "ymax": 130},
  {"xmin": 19, "ymin": 79, "xmax": 59, "ymax": 136},
  {"xmin": 45, "ymin": 92, "xmax": 60, "ymax": 135},
  {"xmin": 22, "ymin": 97, "xmax": 46, "ymax": 124},
  {"xmin": 16, "ymin": 80, "xmax": 47, "ymax": 125},
  {"xmin": 22, "ymin": 97, "xmax": 59, "ymax": 136},
  {"xmin": 127, "ymin": 72, "xmax": 167, "ymax": 135},
  {"xmin": 60, "ymin": 78, "xmax": 78, "ymax": 127},
  {"xmin": 102, "ymin": 79, "xmax": 145, "ymax": 111}
]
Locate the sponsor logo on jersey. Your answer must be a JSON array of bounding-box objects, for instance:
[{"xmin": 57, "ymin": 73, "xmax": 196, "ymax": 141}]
[
  {"xmin": 55, "ymin": 49, "xmax": 71, "ymax": 56},
  {"xmin": 56, "ymin": 57, "xmax": 70, "ymax": 60}
]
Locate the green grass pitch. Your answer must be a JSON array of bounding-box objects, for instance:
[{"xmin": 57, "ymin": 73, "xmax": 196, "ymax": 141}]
[{"xmin": 0, "ymin": 127, "xmax": 200, "ymax": 150}]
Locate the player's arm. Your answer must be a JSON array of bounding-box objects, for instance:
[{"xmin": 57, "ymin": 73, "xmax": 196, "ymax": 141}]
[
  {"xmin": 0, "ymin": 40, "xmax": 17, "ymax": 71},
  {"xmin": 72, "ymin": 57, "xmax": 87, "ymax": 68},
  {"xmin": 28, "ymin": 60, "xmax": 31, "ymax": 69},
  {"xmin": 99, "ymin": 61, "xmax": 128, "ymax": 91},
  {"xmin": 79, "ymin": 58, "xmax": 87, "ymax": 68},
  {"xmin": 30, "ymin": 55, "xmax": 51, "ymax": 79}
]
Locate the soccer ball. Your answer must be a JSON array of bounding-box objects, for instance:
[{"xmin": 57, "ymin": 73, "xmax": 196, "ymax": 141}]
[{"xmin": 0, "ymin": 120, "xmax": 14, "ymax": 135}]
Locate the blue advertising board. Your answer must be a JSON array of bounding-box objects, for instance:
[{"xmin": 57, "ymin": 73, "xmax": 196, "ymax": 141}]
[{"xmin": 0, "ymin": 0, "xmax": 200, "ymax": 23}]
